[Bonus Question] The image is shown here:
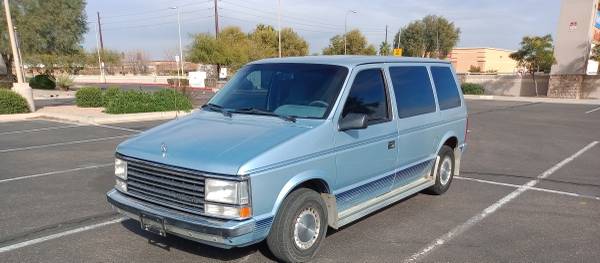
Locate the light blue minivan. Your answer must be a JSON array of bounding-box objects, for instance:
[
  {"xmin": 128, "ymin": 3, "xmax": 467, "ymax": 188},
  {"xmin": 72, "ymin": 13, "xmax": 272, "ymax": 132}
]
[{"xmin": 107, "ymin": 56, "xmax": 468, "ymax": 262}]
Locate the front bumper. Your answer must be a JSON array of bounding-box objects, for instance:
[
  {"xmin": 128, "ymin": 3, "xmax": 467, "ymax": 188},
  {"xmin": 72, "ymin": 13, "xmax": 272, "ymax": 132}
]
[{"xmin": 106, "ymin": 189, "xmax": 270, "ymax": 248}]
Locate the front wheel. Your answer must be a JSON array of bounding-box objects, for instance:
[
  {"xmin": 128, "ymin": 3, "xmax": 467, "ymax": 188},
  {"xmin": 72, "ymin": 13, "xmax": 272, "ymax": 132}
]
[
  {"xmin": 425, "ymin": 145, "xmax": 455, "ymax": 195},
  {"xmin": 266, "ymin": 188, "xmax": 328, "ymax": 263}
]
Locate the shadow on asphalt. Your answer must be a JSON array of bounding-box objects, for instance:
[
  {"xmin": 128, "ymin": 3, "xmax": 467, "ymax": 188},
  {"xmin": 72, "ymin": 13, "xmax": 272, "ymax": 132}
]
[{"xmin": 119, "ymin": 219, "xmax": 278, "ymax": 261}]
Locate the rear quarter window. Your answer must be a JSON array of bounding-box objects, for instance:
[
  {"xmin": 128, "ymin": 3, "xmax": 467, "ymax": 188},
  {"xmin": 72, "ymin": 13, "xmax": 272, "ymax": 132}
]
[
  {"xmin": 389, "ymin": 66, "xmax": 436, "ymax": 118},
  {"xmin": 431, "ymin": 66, "xmax": 461, "ymax": 110}
]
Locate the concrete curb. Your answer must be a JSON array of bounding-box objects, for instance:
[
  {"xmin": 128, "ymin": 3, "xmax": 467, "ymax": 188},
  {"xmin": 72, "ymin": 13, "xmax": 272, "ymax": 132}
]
[
  {"xmin": 0, "ymin": 110, "xmax": 194, "ymax": 124},
  {"xmin": 464, "ymin": 95, "xmax": 600, "ymax": 105}
]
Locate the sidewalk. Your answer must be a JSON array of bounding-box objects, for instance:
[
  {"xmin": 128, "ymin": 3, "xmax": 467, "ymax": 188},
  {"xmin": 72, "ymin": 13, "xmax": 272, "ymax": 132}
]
[
  {"xmin": 0, "ymin": 105, "xmax": 194, "ymax": 124},
  {"xmin": 464, "ymin": 95, "xmax": 600, "ymax": 105}
]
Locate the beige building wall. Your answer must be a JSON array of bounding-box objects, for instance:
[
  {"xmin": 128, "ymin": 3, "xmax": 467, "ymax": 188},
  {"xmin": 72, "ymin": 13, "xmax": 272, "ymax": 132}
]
[{"xmin": 449, "ymin": 48, "xmax": 518, "ymax": 74}]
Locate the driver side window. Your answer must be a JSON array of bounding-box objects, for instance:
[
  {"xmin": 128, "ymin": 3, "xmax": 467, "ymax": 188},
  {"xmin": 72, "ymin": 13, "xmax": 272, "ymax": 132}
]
[{"xmin": 341, "ymin": 69, "xmax": 390, "ymax": 125}]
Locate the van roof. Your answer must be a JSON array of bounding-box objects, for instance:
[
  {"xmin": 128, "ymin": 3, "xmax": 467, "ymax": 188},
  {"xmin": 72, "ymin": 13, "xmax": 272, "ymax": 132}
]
[{"xmin": 250, "ymin": 55, "xmax": 450, "ymax": 67}]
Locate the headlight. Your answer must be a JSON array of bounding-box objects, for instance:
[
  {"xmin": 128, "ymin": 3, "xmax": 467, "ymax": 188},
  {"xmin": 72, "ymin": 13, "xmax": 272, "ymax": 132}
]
[
  {"xmin": 205, "ymin": 179, "xmax": 249, "ymax": 205},
  {"xmin": 204, "ymin": 178, "xmax": 251, "ymax": 219},
  {"xmin": 115, "ymin": 158, "xmax": 127, "ymax": 180}
]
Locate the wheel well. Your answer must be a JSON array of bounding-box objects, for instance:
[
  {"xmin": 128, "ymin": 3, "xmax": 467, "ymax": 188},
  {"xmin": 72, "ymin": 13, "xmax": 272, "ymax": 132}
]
[
  {"xmin": 293, "ymin": 179, "xmax": 330, "ymax": 194},
  {"xmin": 444, "ymin": 136, "xmax": 458, "ymax": 149}
]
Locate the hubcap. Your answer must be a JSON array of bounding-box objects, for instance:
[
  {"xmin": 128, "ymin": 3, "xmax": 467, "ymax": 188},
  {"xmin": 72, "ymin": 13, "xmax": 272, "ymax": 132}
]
[
  {"xmin": 293, "ymin": 207, "xmax": 320, "ymax": 250},
  {"xmin": 439, "ymin": 156, "xmax": 452, "ymax": 185}
]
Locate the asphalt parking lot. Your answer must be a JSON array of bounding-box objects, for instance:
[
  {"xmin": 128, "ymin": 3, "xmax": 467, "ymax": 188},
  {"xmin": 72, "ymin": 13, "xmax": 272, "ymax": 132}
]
[{"xmin": 1, "ymin": 100, "xmax": 599, "ymax": 262}]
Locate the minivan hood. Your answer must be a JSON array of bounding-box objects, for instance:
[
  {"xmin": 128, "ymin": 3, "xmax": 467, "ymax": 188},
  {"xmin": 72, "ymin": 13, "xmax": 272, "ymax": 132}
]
[{"xmin": 116, "ymin": 112, "xmax": 312, "ymax": 175}]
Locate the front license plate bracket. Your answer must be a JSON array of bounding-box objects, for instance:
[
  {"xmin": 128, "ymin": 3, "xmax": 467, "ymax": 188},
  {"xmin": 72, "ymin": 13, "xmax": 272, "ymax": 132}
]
[{"xmin": 140, "ymin": 213, "xmax": 166, "ymax": 237}]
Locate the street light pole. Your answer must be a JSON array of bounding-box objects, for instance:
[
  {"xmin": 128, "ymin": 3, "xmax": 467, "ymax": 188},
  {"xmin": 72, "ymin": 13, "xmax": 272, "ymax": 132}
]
[
  {"xmin": 277, "ymin": 0, "xmax": 282, "ymax": 58},
  {"xmin": 344, "ymin": 10, "xmax": 356, "ymax": 55},
  {"xmin": 171, "ymin": 6, "xmax": 184, "ymax": 87},
  {"xmin": 3, "ymin": 0, "xmax": 34, "ymax": 111}
]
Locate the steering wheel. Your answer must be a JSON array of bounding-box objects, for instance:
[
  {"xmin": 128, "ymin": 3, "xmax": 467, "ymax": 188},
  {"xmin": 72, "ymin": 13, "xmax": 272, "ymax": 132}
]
[{"xmin": 308, "ymin": 100, "xmax": 329, "ymax": 108}]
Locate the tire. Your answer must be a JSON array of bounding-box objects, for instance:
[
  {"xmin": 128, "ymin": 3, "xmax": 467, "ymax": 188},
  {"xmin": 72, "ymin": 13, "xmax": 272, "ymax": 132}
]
[
  {"xmin": 425, "ymin": 145, "xmax": 455, "ymax": 195},
  {"xmin": 267, "ymin": 188, "xmax": 328, "ymax": 263}
]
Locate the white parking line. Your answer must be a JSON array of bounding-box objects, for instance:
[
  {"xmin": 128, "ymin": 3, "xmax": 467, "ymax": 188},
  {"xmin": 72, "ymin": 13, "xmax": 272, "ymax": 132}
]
[
  {"xmin": 0, "ymin": 217, "xmax": 125, "ymax": 253},
  {"xmin": 585, "ymin": 106, "xmax": 600, "ymax": 114},
  {"xmin": 0, "ymin": 124, "xmax": 83, "ymax": 136},
  {"xmin": 455, "ymin": 176, "xmax": 600, "ymax": 201},
  {"xmin": 0, "ymin": 163, "xmax": 113, "ymax": 184},
  {"xmin": 404, "ymin": 140, "xmax": 598, "ymax": 263},
  {"xmin": 0, "ymin": 134, "xmax": 132, "ymax": 153}
]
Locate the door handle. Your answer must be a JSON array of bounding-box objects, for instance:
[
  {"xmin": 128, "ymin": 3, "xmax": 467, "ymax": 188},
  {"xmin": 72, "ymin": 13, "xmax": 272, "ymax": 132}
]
[{"xmin": 388, "ymin": 140, "xmax": 396, "ymax": 149}]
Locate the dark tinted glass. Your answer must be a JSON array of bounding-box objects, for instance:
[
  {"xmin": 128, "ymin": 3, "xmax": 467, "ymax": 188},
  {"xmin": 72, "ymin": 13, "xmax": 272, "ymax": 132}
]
[
  {"xmin": 389, "ymin": 66, "xmax": 436, "ymax": 118},
  {"xmin": 431, "ymin": 66, "xmax": 461, "ymax": 110},
  {"xmin": 342, "ymin": 69, "xmax": 389, "ymax": 124}
]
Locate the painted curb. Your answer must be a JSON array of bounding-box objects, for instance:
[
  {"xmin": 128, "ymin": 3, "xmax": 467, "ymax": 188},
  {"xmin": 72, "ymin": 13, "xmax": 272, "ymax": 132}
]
[{"xmin": 464, "ymin": 95, "xmax": 600, "ymax": 105}]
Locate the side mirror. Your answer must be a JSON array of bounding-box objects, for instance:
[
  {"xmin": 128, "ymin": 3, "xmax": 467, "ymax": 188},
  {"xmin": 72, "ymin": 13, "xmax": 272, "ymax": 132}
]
[{"xmin": 339, "ymin": 113, "xmax": 368, "ymax": 131}]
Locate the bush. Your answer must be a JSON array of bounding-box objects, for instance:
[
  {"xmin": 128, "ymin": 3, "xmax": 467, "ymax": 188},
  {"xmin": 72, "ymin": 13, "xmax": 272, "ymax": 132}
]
[
  {"xmin": 0, "ymin": 89, "xmax": 30, "ymax": 114},
  {"xmin": 55, "ymin": 74, "xmax": 74, "ymax": 91},
  {"xmin": 461, "ymin": 83, "xmax": 485, "ymax": 95},
  {"xmin": 105, "ymin": 89, "xmax": 193, "ymax": 114},
  {"xmin": 29, "ymin": 75, "xmax": 56, "ymax": 90},
  {"xmin": 102, "ymin": 86, "xmax": 121, "ymax": 107},
  {"xmin": 75, "ymin": 87, "xmax": 104, "ymax": 107},
  {"xmin": 167, "ymin": 78, "xmax": 189, "ymax": 87}
]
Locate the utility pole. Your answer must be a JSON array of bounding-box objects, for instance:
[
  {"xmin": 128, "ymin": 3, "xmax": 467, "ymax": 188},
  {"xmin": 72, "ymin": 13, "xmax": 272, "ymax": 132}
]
[
  {"xmin": 344, "ymin": 10, "xmax": 356, "ymax": 55},
  {"xmin": 96, "ymin": 12, "xmax": 106, "ymax": 83},
  {"xmin": 97, "ymin": 12, "xmax": 104, "ymax": 51},
  {"xmin": 214, "ymin": 0, "xmax": 219, "ymax": 38}
]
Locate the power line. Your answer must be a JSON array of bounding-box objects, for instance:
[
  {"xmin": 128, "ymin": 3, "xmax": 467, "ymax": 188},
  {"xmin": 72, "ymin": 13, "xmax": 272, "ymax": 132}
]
[
  {"xmin": 100, "ymin": 8, "xmax": 212, "ymax": 25},
  {"xmin": 102, "ymin": 15, "xmax": 214, "ymax": 31},
  {"xmin": 101, "ymin": 0, "xmax": 211, "ymax": 18}
]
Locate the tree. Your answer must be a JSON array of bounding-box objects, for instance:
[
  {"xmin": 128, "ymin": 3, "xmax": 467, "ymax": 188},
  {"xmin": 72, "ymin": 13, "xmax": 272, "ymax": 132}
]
[
  {"xmin": 189, "ymin": 25, "xmax": 309, "ymax": 71},
  {"xmin": 379, "ymin": 41, "xmax": 391, "ymax": 56},
  {"xmin": 322, "ymin": 29, "xmax": 376, "ymax": 55},
  {"xmin": 188, "ymin": 26, "xmax": 250, "ymax": 72},
  {"xmin": 393, "ymin": 15, "xmax": 460, "ymax": 58},
  {"xmin": 509, "ymin": 35, "xmax": 555, "ymax": 96},
  {"xmin": 248, "ymin": 24, "xmax": 309, "ymax": 59},
  {"xmin": 0, "ymin": 0, "xmax": 88, "ymax": 76}
]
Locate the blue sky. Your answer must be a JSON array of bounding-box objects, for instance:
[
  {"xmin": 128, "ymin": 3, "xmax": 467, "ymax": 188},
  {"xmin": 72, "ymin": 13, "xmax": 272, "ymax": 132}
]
[{"xmin": 83, "ymin": 0, "xmax": 562, "ymax": 60}]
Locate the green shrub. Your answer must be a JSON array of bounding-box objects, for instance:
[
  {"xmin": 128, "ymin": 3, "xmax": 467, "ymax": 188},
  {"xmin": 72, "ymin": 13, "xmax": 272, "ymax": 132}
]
[
  {"xmin": 75, "ymin": 87, "xmax": 104, "ymax": 107},
  {"xmin": 102, "ymin": 86, "xmax": 121, "ymax": 107},
  {"xmin": 0, "ymin": 82, "xmax": 12, "ymax": 89},
  {"xmin": 55, "ymin": 74, "xmax": 74, "ymax": 91},
  {"xmin": 29, "ymin": 75, "xmax": 56, "ymax": 90},
  {"xmin": 461, "ymin": 83, "xmax": 485, "ymax": 95},
  {"xmin": 167, "ymin": 78, "xmax": 189, "ymax": 87},
  {"xmin": 0, "ymin": 89, "xmax": 30, "ymax": 114},
  {"xmin": 106, "ymin": 89, "xmax": 193, "ymax": 114}
]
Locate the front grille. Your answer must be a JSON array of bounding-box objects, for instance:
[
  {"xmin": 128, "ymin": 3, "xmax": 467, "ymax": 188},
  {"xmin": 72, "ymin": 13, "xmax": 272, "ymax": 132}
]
[{"xmin": 122, "ymin": 156, "xmax": 206, "ymax": 215}]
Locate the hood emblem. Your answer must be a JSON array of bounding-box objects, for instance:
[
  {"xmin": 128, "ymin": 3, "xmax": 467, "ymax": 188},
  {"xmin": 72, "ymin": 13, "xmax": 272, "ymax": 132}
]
[{"xmin": 160, "ymin": 142, "xmax": 168, "ymax": 158}]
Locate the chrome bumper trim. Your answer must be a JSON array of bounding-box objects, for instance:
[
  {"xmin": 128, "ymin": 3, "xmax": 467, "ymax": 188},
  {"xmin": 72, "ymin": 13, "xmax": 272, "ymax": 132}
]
[{"xmin": 107, "ymin": 189, "xmax": 254, "ymax": 244}]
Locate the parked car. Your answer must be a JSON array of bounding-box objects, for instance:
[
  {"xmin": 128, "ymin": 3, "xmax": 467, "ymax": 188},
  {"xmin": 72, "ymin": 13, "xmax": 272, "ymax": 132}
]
[{"xmin": 107, "ymin": 56, "xmax": 468, "ymax": 262}]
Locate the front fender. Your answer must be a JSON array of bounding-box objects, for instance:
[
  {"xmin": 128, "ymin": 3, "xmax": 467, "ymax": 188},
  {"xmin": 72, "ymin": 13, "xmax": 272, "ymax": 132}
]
[{"xmin": 269, "ymin": 169, "xmax": 333, "ymax": 216}]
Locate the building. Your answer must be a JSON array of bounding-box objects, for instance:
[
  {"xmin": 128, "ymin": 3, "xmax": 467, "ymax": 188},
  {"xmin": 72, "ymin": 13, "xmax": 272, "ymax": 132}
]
[
  {"xmin": 548, "ymin": 0, "xmax": 600, "ymax": 98},
  {"xmin": 448, "ymin": 47, "xmax": 518, "ymax": 74}
]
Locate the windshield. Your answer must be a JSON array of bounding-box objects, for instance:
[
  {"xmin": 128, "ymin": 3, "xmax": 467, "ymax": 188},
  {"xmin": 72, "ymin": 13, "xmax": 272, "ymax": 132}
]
[{"xmin": 208, "ymin": 63, "xmax": 349, "ymax": 119}]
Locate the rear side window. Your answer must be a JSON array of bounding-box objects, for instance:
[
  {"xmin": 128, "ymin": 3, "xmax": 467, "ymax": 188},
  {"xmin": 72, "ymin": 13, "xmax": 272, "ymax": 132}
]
[
  {"xmin": 389, "ymin": 66, "xmax": 436, "ymax": 118},
  {"xmin": 342, "ymin": 69, "xmax": 390, "ymax": 124},
  {"xmin": 431, "ymin": 66, "xmax": 461, "ymax": 110}
]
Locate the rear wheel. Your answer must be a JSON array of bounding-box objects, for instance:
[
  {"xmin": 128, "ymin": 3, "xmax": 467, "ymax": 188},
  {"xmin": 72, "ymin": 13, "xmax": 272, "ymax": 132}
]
[
  {"xmin": 425, "ymin": 145, "xmax": 455, "ymax": 195},
  {"xmin": 267, "ymin": 188, "xmax": 328, "ymax": 263}
]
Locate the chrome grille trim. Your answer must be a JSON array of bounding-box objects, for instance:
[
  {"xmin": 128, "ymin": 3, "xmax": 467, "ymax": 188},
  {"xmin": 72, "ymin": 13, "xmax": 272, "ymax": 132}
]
[{"xmin": 118, "ymin": 154, "xmax": 207, "ymax": 215}]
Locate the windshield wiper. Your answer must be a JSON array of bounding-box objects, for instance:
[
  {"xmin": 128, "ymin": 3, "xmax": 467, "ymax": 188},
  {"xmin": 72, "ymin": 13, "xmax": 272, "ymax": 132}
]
[
  {"xmin": 202, "ymin": 103, "xmax": 232, "ymax": 117},
  {"xmin": 233, "ymin": 107, "xmax": 296, "ymax": 123}
]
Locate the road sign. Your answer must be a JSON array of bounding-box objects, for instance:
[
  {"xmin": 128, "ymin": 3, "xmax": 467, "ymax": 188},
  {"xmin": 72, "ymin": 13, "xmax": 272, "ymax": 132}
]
[{"xmin": 393, "ymin": 48, "xmax": 403, "ymax": 57}]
